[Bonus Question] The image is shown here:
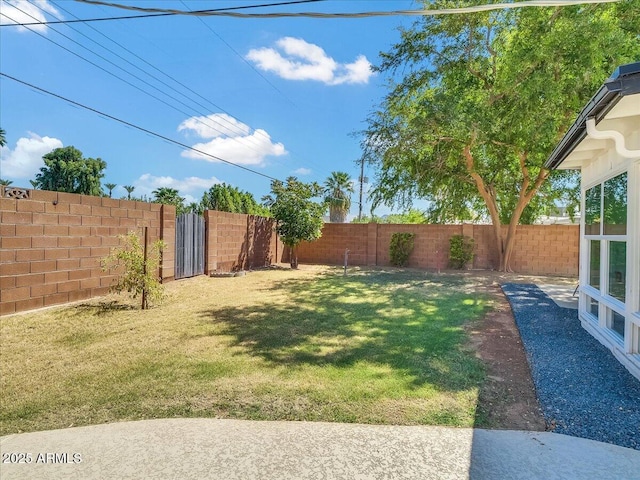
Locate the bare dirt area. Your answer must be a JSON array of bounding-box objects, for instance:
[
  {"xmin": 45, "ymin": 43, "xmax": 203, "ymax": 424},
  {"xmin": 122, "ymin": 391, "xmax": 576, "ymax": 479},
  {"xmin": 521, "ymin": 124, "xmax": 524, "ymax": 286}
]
[
  {"xmin": 439, "ymin": 269, "xmax": 575, "ymax": 431},
  {"xmin": 470, "ymin": 284, "xmax": 547, "ymax": 430}
]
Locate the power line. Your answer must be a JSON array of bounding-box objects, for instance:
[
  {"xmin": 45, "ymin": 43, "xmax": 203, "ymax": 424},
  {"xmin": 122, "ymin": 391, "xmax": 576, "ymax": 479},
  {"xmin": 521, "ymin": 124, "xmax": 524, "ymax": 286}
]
[
  {"xmin": 1, "ymin": 72, "xmax": 366, "ymax": 207},
  {"xmin": 0, "ymin": 72, "xmax": 280, "ymax": 182},
  {"xmin": 3, "ymin": 4, "xmax": 277, "ymax": 155},
  {"xmin": 44, "ymin": 0, "xmax": 273, "ymax": 148},
  {"xmin": 3, "ymin": 3, "xmax": 337, "ymax": 193},
  {"xmin": 71, "ymin": 0, "xmax": 621, "ymax": 18},
  {"xmin": 0, "ymin": 0, "xmax": 324, "ymax": 26},
  {"xmin": 178, "ymin": 0, "xmax": 295, "ymax": 107}
]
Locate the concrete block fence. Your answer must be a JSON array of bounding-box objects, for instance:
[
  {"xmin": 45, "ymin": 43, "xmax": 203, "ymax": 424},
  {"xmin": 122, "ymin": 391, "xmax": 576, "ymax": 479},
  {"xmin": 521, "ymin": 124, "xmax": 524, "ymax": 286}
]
[
  {"xmin": 0, "ymin": 187, "xmax": 280, "ymax": 316},
  {"xmin": 295, "ymin": 223, "xmax": 579, "ymax": 276},
  {"xmin": 0, "ymin": 186, "xmax": 578, "ymax": 316}
]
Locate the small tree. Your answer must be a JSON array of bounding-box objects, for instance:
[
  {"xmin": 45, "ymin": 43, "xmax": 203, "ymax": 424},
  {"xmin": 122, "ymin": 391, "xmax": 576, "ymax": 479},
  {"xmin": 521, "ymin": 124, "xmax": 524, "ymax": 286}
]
[
  {"xmin": 268, "ymin": 177, "xmax": 325, "ymax": 269},
  {"xmin": 101, "ymin": 231, "xmax": 165, "ymax": 309}
]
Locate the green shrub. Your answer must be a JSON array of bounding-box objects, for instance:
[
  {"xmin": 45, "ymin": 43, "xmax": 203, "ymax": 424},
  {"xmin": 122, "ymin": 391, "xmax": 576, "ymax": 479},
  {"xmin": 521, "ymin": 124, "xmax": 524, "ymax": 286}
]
[
  {"xmin": 389, "ymin": 232, "xmax": 416, "ymax": 267},
  {"xmin": 449, "ymin": 235, "xmax": 474, "ymax": 269},
  {"xmin": 101, "ymin": 231, "xmax": 166, "ymax": 309}
]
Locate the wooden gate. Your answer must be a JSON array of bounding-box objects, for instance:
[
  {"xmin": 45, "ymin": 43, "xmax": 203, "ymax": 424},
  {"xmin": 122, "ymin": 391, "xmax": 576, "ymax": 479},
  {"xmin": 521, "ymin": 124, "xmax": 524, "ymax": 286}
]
[{"xmin": 175, "ymin": 213, "xmax": 205, "ymax": 279}]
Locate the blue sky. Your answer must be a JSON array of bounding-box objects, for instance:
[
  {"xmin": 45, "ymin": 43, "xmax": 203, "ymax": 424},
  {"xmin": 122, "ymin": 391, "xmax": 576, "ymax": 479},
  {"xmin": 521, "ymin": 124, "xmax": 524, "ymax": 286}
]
[{"xmin": 0, "ymin": 0, "xmax": 417, "ymax": 218}]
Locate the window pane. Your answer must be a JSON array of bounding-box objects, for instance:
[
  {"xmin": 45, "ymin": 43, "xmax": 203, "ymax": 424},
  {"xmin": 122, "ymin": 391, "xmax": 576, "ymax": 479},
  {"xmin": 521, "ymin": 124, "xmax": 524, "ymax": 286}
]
[
  {"xmin": 589, "ymin": 240, "xmax": 600, "ymax": 289},
  {"xmin": 585, "ymin": 185, "xmax": 601, "ymax": 235},
  {"xmin": 589, "ymin": 297, "xmax": 599, "ymax": 319},
  {"xmin": 608, "ymin": 241, "xmax": 626, "ymax": 302},
  {"xmin": 610, "ymin": 310, "xmax": 625, "ymax": 339},
  {"xmin": 603, "ymin": 173, "xmax": 627, "ymax": 235}
]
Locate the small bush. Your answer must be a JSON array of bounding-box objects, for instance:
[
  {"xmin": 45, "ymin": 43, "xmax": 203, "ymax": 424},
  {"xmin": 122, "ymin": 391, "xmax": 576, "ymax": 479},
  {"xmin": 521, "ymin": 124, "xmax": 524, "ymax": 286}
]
[
  {"xmin": 101, "ymin": 231, "xmax": 165, "ymax": 309},
  {"xmin": 449, "ymin": 235, "xmax": 474, "ymax": 269},
  {"xmin": 390, "ymin": 232, "xmax": 416, "ymax": 267}
]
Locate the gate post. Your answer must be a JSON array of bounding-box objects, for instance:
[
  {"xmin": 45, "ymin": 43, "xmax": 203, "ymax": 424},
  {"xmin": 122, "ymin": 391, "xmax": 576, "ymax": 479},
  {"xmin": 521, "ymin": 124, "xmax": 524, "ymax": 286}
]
[
  {"xmin": 160, "ymin": 204, "xmax": 176, "ymax": 282},
  {"xmin": 204, "ymin": 210, "xmax": 218, "ymax": 275}
]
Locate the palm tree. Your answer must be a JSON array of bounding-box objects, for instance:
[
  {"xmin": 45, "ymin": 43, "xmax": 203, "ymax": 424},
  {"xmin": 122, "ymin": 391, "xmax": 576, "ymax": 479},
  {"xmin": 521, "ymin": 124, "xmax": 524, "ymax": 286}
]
[
  {"xmin": 0, "ymin": 128, "xmax": 6, "ymax": 147},
  {"xmin": 324, "ymin": 171, "xmax": 354, "ymax": 223},
  {"xmin": 29, "ymin": 180, "xmax": 38, "ymax": 189},
  {"xmin": 105, "ymin": 182, "xmax": 117, "ymax": 198},
  {"xmin": 123, "ymin": 185, "xmax": 135, "ymax": 200},
  {"xmin": 152, "ymin": 187, "xmax": 185, "ymax": 214},
  {"xmin": 0, "ymin": 179, "xmax": 12, "ymax": 186}
]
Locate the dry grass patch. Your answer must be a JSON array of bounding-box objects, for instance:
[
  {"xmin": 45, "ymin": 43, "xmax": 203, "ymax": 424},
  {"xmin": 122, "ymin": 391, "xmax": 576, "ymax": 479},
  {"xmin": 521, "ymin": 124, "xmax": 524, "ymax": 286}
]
[{"xmin": 1, "ymin": 266, "xmax": 492, "ymax": 434}]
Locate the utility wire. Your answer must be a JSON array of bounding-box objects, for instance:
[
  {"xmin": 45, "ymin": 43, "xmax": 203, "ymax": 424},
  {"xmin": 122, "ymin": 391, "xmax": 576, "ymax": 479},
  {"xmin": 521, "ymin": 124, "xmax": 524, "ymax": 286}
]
[
  {"xmin": 0, "ymin": 72, "xmax": 280, "ymax": 181},
  {"xmin": 0, "ymin": 0, "xmax": 324, "ymax": 26},
  {"xmin": 178, "ymin": 0, "xmax": 295, "ymax": 107},
  {"xmin": 44, "ymin": 0, "xmax": 273, "ymax": 149},
  {"xmin": 71, "ymin": 0, "xmax": 621, "ymax": 18},
  {"xmin": 0, "ymin": 73, "xmax": 365, "ymax": 206},
  {"xmin": 3, "ymin": 4, "xmax": 275, "ymax": 155}
]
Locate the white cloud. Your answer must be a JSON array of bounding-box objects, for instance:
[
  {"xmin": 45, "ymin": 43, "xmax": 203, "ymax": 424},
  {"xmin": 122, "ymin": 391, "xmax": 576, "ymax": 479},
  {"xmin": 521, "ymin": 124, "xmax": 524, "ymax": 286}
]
[
  {"xmin": 0, "ymin": 132, "xmax": 63, "ymax": 179},
  {"xmin": 178, "ymin": 114, "xmax": 287, "ymax": 166},
  {"xmin": 133, "ymin": 173, "xmax": 221, "ymax": 199},
  {"xmin": 246, "ymin": 37, "xmax": 374, "ymax": 86},
  {"xmin": 293, "ymin": 167, "xmax": 311, "ymax": 175},
  {"xmin": 0, "ymin": 0, "xmax": 61, "ymax": 33},
  {"xmin": 177, "ymin": 113, "xmax": 250, "ymax": 139}
]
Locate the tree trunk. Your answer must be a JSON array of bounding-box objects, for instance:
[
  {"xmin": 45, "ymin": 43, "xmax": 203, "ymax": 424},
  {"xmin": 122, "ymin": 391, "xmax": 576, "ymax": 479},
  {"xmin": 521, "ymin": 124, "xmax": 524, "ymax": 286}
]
[
  {"xmin": 464, "ymin": 141, "xmax": 550, "ymax": 272},
  {"xmin": 290, "ymin": 245, "xmax": 298, "ymax": 269},
  {"xmin": 463, "ymin": 141, "xmax": 507, "ymax": 271}
]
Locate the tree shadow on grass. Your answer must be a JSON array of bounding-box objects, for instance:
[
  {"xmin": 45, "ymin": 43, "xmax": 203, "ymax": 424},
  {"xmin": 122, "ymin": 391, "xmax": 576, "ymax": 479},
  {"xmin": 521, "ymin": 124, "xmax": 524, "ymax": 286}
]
[
  {"xmin": 69, "ymin": 300, "xmax": 137, "ymax": 317},
  {"xmin": 198, "ymin": 269, "xmax": 489, "ymax": 392}
]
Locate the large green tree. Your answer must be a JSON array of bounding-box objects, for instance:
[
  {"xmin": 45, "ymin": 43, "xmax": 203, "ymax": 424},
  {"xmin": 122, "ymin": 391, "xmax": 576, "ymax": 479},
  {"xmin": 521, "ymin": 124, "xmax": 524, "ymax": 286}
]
[
  {"xmin": 266, "ymin": 177, "xmax": 325, "ymax": 269},
  {"xmin": 363, "ymin": 0, "xmax": 639, "ymax": 271},
  {"xmin": 324, "ymin": 171, "xmax": 354, "ymax": 223},
  {"xmin": 201, "ymin": 183, "xmax": 269, "ymax": 216},
  {"xmin": 34, "ymin": 146, "xmax": 106, "ymax": 196}
]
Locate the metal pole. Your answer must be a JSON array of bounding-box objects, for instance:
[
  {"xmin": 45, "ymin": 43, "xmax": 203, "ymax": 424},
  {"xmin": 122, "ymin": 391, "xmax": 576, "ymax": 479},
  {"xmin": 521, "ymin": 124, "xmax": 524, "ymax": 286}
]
[
  {"xmin": 358, "ymin": 157, "xmax": 364, "ymax": 221},
  {"xmin": 142, "ymin": 226, "xmax": 148, "ymax": 310},
  {"xmin": 344, "ymin": 248, "xmax": 350, "ymax": 276}
]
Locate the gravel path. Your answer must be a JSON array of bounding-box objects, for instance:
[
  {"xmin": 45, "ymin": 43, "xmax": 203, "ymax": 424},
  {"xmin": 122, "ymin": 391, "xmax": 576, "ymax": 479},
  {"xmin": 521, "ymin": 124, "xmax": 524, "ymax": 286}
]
[{"xmin": 501, "ymin": 283, "xmax": 640, "ymax": 450}]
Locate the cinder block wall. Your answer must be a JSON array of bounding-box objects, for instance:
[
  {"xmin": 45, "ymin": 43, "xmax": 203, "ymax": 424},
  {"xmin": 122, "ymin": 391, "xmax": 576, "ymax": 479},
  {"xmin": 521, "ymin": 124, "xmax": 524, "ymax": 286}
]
[
  {"xmin": 1, "ymin": 185, "xmax": 578, "ymax": 316},
  {"xmin": 204, "ymin": 211, "xmax": 280, "ymax": 273},
  {"xmin": 292, "ymin": 224, "xmax": 369, "ymax": 266},
  {"xmin": 0, "ymin": 187, "xmax": 174, "ymax": 315},
  {"xmin": 296, "ymin": 223, "xmax": 579, "ymax": 276},
  {"xmin": 510, "ymin": 225, "xmax": 580, "ymax": 276}
]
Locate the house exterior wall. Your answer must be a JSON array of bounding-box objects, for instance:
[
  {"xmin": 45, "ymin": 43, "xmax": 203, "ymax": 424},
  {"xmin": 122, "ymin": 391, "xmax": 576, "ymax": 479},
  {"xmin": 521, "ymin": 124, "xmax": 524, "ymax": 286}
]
[{"xmin": 577, "ymin": 120, "xmax": 640, "ymax": 380}]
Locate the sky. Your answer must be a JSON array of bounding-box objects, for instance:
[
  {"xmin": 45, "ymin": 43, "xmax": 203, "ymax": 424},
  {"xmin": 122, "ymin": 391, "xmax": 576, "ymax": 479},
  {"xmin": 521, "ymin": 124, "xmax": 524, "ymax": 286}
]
[{"xmin": 0, "ymin": 0, "xmax": 419, "ymax": 218}]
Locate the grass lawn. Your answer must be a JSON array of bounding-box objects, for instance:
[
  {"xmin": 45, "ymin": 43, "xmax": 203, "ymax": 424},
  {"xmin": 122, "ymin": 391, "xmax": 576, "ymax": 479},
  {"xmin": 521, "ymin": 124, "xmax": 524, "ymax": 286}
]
[{"xmin": 0, "ymin": 266, "xmax": 493, "ymax": 435}]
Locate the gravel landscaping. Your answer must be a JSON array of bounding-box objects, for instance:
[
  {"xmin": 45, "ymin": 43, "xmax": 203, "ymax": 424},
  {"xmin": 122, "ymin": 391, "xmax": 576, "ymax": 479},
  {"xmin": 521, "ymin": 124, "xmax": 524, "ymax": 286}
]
[{"xmin": 502, "ymin": 283, "xmax": 640, "ymax": 450}]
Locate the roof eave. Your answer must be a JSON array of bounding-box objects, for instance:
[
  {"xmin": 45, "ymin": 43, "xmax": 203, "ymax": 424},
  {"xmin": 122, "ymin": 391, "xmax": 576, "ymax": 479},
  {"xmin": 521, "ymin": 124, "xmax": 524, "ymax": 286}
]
[{"xmin": 544, "ymin": 63, "xmax": 640, "ymax": 171}]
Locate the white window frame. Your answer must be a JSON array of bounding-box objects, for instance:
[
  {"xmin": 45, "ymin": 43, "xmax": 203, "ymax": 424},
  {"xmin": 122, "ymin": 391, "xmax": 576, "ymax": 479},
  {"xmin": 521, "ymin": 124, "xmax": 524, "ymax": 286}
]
[{"xmin": 582, "ymin": 169, "xmax": 629, "ymax": 345}]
